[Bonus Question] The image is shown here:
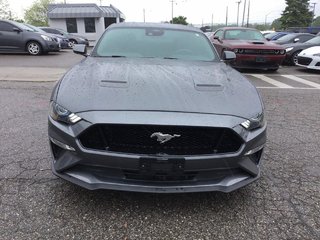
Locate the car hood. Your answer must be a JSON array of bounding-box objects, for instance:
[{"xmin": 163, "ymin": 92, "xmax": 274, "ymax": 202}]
[
  {"xmin": 56, "ymin": 58, "xmax": 263, "ymax": 119},
  {"xmin": 300, "ymin": 46, "xmax": 320, "ymax": 55},
  {"xmin": 223, "ymin": 40, "xmax": 283, "ymax": 49},
  {"xmin": 68, "ymin": 33, "xmax": 87, "ymax": 40}
]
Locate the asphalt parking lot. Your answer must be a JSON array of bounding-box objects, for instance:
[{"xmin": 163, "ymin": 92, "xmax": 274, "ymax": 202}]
[{"xmin": 0, "ymin": 51, "xmax": 319, "ymax": 240}]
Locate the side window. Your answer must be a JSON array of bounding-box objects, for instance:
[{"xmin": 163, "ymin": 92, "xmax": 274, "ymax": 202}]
[
  {"xmin": 299, "ymin": 35, "xmax": 313, "ymax": 42},
  {"xmin": 66, "ymin": 18, "xmax": 78, "ymax": 33},
  {"xmin": 0, "ymin": 22, "xmax": 14, "ymax": 32},
  {"xmin": 50, "ymin": 29, "xmax": 61, "ymax": 35},
  {"xmin": 84, "ymin": 18, "xmax": 95, "ymax": 33},
  {"xmin": 214, "ymin": 30, "xmax": 223, "ymax": 39}
]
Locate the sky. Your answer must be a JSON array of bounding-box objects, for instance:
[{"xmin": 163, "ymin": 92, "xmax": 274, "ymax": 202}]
[{"xmin": 8, "ymin": 0, "xmax": 320, "ymax": 25}]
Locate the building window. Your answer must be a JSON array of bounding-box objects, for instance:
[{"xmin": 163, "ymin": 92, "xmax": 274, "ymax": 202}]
[
  {"xmin": 66, "ymin": 18, "xmax": 77, "ymax": 33},
  {"xmin": 84, "ymin": 18, "xmax": 96, "ymax": 33},
  {"xmin": 104, "ymin": 18, "xmax": 116, "ymax": 29}
]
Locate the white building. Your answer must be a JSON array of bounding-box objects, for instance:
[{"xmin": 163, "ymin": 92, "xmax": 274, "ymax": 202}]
[{"xmin": 47, "ymin": 3, "xmax": 125, "ymax": 46}]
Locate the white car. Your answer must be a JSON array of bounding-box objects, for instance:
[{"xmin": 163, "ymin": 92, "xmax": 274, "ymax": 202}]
[{"xmin": 296, "ymin": 46, "xmax": 320, "ymax": 70}]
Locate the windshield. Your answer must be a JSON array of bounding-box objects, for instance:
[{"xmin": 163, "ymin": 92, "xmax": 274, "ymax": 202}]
[
  {"xmin": 224, "ymin": 29, "xmax": 265, "ymax": 41},
  {"xmin": 12, "ymin": 21, "xmax": 34, "ymax": 32},
  {"xmin": 265, "ymin": 32, "xmax": 279, "ymax": 39},
  {"xmin": 276, "ymin": 34, "xmax": 295, "ymax": 41},
  {"xmin": 305, "ymin": 36, "xmax": 320, "ymax": 44},
  {"xmin": 94, "ymin": 27, "xmax": 217, "ymax": 61},
  {"xmin": 24, "ymin": 24, "xmax": 46, "ymax": 33}
]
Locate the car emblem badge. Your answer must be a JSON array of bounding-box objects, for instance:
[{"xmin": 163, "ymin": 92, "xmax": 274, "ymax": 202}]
[{"xmin": 150, "ymin": 132, "xmax": 181, "ymax": 144}]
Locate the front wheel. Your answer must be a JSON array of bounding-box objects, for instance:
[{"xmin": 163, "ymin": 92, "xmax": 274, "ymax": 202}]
[
  {"xmin": 27, "ymin": 41, "xmax": 42, "ymax": 55},
  {"xmin": 291, "ymin": 51, "xmax": 301, "ymax": 65},
  {"xmin": 68, "ymin": 40, "xmax": 77, "ymax": 48}
]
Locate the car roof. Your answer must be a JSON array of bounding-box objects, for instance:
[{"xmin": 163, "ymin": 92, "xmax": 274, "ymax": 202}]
[
  {"xmin": 217, "ymin": 27, "xmax": 259, "ymax": 31},
  {"xmin": 108, "ymin": 22, "xmax": 203, "ymax": 33}
]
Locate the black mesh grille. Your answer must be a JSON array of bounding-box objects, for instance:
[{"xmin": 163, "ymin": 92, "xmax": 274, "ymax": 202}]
[
  {"xmin": 79, "ymin": 124, "xmax": 243, "ymax": 155},
  {"xmin": 240, "ymin": 49, "xmax": 281, "ymax": 55},
  {"xmin": 297, "ymin": 56, "xmax": 313, "ymax": 66}
]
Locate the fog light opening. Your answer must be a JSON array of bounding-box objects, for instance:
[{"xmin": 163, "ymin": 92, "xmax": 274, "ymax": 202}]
[
  {"xmin": 244, "ymin": 145, "xmax": 264, "ymax": 156},
  {"xmin": 49, "ymin": 137, "xmax": 75, "ymax": 151}
]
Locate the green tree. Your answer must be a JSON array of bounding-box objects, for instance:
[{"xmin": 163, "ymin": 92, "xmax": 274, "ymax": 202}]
[
  {"xmin": 271, "ymin": 18, "xmax": 282, "ymax": 30},
  {"xmin": 24, "ymin": 0, "xmax": 55, "ymax": 26},
  {"xmin": 280, "ymin": 0, "xmax": 313, "ymax": 29},
  {"xmin": 170, "ymin": 16, "xmax": 188, "ymax": 25},
  {"xmin": 0, "ymin": 0, "xmax": 11, "ymax": 19},
  {"xmin": 312, "ymin": 16, "xmax": 320, "ymax": 26}
]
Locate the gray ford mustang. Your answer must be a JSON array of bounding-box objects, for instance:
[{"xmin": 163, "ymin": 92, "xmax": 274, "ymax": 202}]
[{"xmin": 48, "ymin": 23, "xmax": 266, "ymax": 193}]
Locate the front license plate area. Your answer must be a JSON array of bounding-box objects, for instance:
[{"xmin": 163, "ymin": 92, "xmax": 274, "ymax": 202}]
[
  {"xmin": 256, "ymin": 56, "xmax": 266, "ymax": 63},
  {"xmin": 139, "ymin": 157, "xmax": 185, "ymax": 176}
]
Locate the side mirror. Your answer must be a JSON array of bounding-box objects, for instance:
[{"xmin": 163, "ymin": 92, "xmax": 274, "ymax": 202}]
[
  {"xmin": 73, "ymin": 44, "xmax": 88, "ymax": 56},
  {"xmin": 223, "ymin": 51, "xmax": 236, "ymax": 61},
  {"xmin": 13, "ymin": 27, "xmax": 22, "ymax": 33},
  {"xmin": 293, "ymin": 38, "xmax": 300, "ymax": 43},
  {"xmin": 213, "ymin": 36, "xmax": 222, "ymax": 42}
]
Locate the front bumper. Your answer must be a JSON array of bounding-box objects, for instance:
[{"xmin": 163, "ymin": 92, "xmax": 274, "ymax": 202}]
[
  {"xmin": 48, "ymin": 111, "xmax": 267, "ymax": 193},
  {"xmin": 296, "ymin": 55, "xmax": 320, "ymax": 70},
  {"xmin": 43, "ymin": 41, "xmax": 61, "ymax": 52},
  {"xmin": 232, "ymin": 54, "xmax": 285, "ymax": 70}
]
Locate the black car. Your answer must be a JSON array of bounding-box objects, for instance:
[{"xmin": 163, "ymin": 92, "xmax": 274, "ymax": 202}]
[
  {"xmin": 40, "ymin": 27, "xmax": 89, "ymax": 48},
  {"xmin": 0, "ymin": 20, "xmax": 60, "ymax": 55},
  {"xmin": 283, "ymin": 36, "xmax": 320, "ymax": 65},
  {"xmin": 48, "ymin": 23, "xmax": 266, "ymax": 193},
  {"xmin": 274, "ymin": 33, "xmax": 315, "ymax": 45}
]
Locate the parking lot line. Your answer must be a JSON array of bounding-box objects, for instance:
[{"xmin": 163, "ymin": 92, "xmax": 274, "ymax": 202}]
[
  {"xmin": 250, "ymin": 74, "xmax": 294, "ymax": 88},
  {"xmin": 281, "ymin": 75, "xmax": 320, "ymax": 89}
]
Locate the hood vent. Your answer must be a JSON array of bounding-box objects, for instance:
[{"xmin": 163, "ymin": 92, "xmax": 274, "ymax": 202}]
[
  {"xmin": 251, "ymin": 41, "xmax": 265, "ymax": 45},
  {"xmin": 100, "ymin": 80, "xmax": 128, "ymax": 88}
]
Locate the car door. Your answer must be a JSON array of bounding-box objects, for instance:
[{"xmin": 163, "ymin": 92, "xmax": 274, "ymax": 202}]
[
  {"xmin": 0, "ymin": 21, "xmax": 23, "ymax": 51},
  {"xmin": 212, "ymin": 30, "xmax": 224, "ymax": 56}
]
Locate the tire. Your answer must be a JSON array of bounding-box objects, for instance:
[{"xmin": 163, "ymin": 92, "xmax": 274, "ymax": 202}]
[
  {"xmin": 267, "ymin": 68, "xmax": 279, "ymax": 72},
  {"xmin": 290, "ymin": 50, "xmax": 301, "ymax": 65},
  {"xmin": 26, "ymin": 41, "xmax": 42, "ymax": 55},
  {"xmin": 68, "ymin": 39, "xmax": 77, "ymax": 48}
]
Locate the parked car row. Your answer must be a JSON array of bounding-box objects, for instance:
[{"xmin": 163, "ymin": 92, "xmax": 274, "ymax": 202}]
[
  {"xmin": 0, "ymin": 19, "xmax": 89, "ymax": 55},
  {"xmin": 206, "ymin": 27, "xmax": 320, "ymax": 71}
]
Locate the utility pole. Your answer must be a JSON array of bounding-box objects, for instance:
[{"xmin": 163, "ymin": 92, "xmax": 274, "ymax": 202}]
[
  {"xmin": 311, "ymin": 2, "xmax": 317, "ymax": 21},
  {"xmin": 246, "ymin": 0, "xmax": 250, "ymax": 27},
  {"xmin": 226, "ymin": 6, "xmax": 228, "ymax": 26},
  {"xmin": 236, "ymin": 1, "xmax": 241, "ymax": 26},
  {"xmin": 170, "ymin": 0, "xmax": 176, "ymax": 24},
  {"xmin": 211, "ymin": 13, "xmax": 214, "ymax": 31},
  {"xmin": 143, "ymin": 9, "xmax": 145, "ymax": 22},
  {"xmin": 242, "ymin": 0, "xmax": 247, "ymax": 26}
]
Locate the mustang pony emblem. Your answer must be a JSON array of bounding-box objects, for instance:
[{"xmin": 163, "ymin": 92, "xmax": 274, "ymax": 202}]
[{"xmin": 150, "ymin": 132, "xmax": 181, "ymax": 144}]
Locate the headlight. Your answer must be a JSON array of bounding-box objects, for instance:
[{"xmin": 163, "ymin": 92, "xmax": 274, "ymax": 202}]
[
  {"xmin": 286, "ymin": 47, "xmax": 293, "ymax": 52},
  {"xmin": 241, "ymin": 113, "xmax": 265, "ymax": 131},
  {"xmin": 49, "ymin": 102, "xmax": 82, "ymax": 124},
  {"xmin": 313, "ymin": 53, "xmax": 320, "ymax": 57},
  {"xmin": 280, "ymin": 49, "xmax": 286, "ymax": 55},
  {"xmin": 41, "ymin": 35, "xmax": 53, "ymax": 41},
  {"xmin": 234, "ymin": 49, "xmax": 239, "ymax": 53}
]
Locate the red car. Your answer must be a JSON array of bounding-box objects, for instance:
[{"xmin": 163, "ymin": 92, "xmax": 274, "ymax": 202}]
[{"xmin": 208, "ymin": 27, "xmax": 286, "ymax": 71}]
